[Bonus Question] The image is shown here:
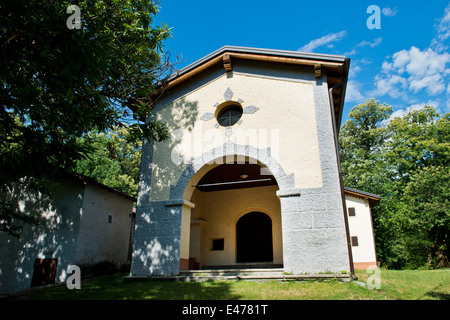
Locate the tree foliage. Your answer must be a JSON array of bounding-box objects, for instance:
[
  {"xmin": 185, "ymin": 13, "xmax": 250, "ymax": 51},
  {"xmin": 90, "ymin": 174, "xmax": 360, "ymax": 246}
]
[
  {"xmin": 1, "ymin": 0, "xmax": 173, "ymax": 236},
  {"xmin": 339, "ymin": 98, "xmax": 393, "ymax": 195},
  {"xmin": 339, "ymin": 100, "xmax": 449, "ymax": 269},
  {"xmin": 75, "ymin": 126, "xmax": 142, "ymax": 198},
  {"xmin": 402, "ymin": 166, "xmax": 450, "ymax": 267}
]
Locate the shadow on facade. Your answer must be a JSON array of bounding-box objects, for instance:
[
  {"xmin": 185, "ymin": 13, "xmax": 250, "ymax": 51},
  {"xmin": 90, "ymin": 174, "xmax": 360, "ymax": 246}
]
[
  {"xmin": 140, "ymin": 98, "xmax": 199, "ymax": 201},
  {"xmin": 0, "ymin": 178, "xmax": 83, "ymax": 295}
]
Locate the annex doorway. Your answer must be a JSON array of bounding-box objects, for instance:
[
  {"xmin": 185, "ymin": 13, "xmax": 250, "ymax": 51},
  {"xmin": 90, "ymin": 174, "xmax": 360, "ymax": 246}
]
[{"xmin": 236, "ymin": 212, "xmax": 273, "ymax": 263}]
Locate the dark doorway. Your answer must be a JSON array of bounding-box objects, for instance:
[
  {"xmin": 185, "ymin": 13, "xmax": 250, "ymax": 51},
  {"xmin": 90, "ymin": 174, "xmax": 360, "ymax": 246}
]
[
  {"xmin": 236, "ymin": 212, "xmax": 273, "ymax": 263},
  {"xmin": 30, "ymin": 258, "xmax": 58, "ymax": 287}
]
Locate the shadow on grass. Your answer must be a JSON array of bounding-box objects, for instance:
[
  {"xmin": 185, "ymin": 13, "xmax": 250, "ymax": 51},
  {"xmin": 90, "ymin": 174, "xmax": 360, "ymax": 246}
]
[
  {"xmin": 425, "ymin": 291, "xmax": 450, "ymax": 300},
  {"xmin": 127, "ymin": 280, "xmax": 242, "ymax": 300},
  {"xmin": 3, "ymin": 274, "xmax": 242, "ymax": 300}
]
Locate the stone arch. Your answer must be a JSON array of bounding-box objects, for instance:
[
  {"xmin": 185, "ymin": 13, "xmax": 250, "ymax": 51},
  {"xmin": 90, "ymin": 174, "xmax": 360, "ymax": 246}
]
[
  {"xmin": 172, "ymin": 141, "xmax": 290, "ymax": 270},
  {"xmin": 167, "ymin": 141, "xmax": 296, "ymax": 203}
]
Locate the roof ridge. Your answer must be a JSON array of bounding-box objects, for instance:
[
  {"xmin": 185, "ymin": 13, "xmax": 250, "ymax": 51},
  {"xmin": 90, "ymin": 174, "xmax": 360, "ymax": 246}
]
[{"xmin": 174, "ymin": 45, "xmax": 348, "ymax": 79}]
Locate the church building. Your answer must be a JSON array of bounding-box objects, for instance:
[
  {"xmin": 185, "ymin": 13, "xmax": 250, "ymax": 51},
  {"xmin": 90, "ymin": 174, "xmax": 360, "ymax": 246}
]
[{"xmin": 130, "ymin": 46, "xmax": 378, "ymax": 279}]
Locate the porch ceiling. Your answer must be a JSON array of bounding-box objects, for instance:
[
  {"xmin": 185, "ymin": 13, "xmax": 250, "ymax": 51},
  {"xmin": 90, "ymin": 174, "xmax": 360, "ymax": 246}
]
[{"xmin": 195, "ymin": 163, "xmax": 277, "ymax": 192}]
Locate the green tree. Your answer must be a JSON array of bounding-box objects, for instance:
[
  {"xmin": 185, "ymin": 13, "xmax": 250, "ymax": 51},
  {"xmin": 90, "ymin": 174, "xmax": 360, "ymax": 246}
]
[
  {"xmin": 75, "ymin": 126, "xmax": 142, "ymax": 198},
  {"xmin": 339, "ymin": 98, "xmax": 393, "ymax": 194},
  {"xmin": 339, "ymin": 102, "xmax": 450, "ymax": 269},
  {"xmin": 387, "ymin": 108, "xmax": 450, "ymax": 268},
  {"xmin": 1, "ymin": 0, "xmax": 173, "ymax": 236},
  {"xmin": 386, "ymin": 106, "xmax": 449, "ymax": 186},
  {"xmin": 402, "ymin": 166, "xmax": 449, "ymax": 268},
  {"xmin": 338, "ymin": 99, "xmax": 401, "ymax": 268}
]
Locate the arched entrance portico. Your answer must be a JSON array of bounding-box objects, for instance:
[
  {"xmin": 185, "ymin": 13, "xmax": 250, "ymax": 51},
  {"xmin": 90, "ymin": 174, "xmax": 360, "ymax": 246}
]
[
  {"xmin": 181, "ymin": 157, "xmax": 283, "ymax": 269},
  {"xmin": 130, "ymin": 142, "xmax": 303, "ymax": 276}
]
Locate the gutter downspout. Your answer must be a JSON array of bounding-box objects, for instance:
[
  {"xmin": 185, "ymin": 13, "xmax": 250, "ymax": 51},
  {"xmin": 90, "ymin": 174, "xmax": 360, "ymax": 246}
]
[{"xmin": 327, "ymin": 68, "xmax": 356, "ymax": 279}]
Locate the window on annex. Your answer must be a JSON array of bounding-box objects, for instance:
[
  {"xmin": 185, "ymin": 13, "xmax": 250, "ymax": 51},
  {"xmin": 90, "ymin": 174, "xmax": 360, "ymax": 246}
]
[
  {"xmin": 351, "ymin": 236, "xmax": 359, "ymax": 247},
  {"xmin": 348, "ymin": 207, "xmax": 356, "ymax": 216}
]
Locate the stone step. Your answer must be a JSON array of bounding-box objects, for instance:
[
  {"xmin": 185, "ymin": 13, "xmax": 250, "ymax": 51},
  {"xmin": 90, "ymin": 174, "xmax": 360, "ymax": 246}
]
[
  {"xmin": 180, "ymin": 268, "xmax": 284, "ymax": 277},
  {"xmin": 124, "ymin": 272, "xmax": 352, "ymax": 282},
  {"xmin": 125, "ymin": 265, "xmax": 352, "ymax": 282}
]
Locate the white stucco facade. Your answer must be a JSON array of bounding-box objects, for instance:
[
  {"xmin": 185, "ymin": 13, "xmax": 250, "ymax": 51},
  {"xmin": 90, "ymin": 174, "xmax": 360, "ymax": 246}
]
[
  {"xmin": 130, "ymin": 46, "xmax": 355, "ymax": 277},
  {"xmin": 76, "ymin": 184, "xmax": 135, "ymax": 266}
]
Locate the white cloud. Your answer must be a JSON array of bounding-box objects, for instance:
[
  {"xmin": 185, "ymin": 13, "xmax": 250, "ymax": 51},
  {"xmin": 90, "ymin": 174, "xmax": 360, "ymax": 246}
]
[
  {"xmin": 343, "ymin": 49, "xmax": 357, "ymax": 56},
  {"xmin": 359, "ymin": 58, "xmax": 372, "ymax": 65},
  {"xmin": 381, "ymin": 60, "xmax": 393, "ymax": 72},
  {"xmin": 435, "ymin": 3, "xmax": 450, "ymax": 41},
  {"xmin": 355, "ymin": 37, "xmax": 383, "ymax": 48},
  {"xmin": 412, "ymin": 100, "xmax": 440, "ymax": 109},
  {"xmin": 381, "ymin": 101, "xmax": 439, "ymax": 126},
  {"xmin": 431, "ymin": 3, "xmax": 450, "ymax": 52},
  {"xmin": 348, "ymin": 59, "xmax": 366, "ymax": 75},
  {"xmin": 410, "ymin": 73, "xmax": 446, "ymax": 95},
  {"xmin": 346, "ymin": 5, "xmax": 450, "ymax": 116},
  {"xmin": 345, "ymin": 80, "xmax": 364, "ymax": 102},
  {"xmin": 298, "ymin": 31, "xmax": 347, "ymax": 52},
  {"xmin": 382, "ymin": 7, "xmax": 398, "ymax": 17},
  {"xmin": 343, "ymin": 38, "xmax": 382, "ymax": 56},
  {"xmin": 373, "ymin": 46, "xmax": 450, "ymax": 98},
  {"xmin": 371, "ymin": 74, "xmax": 408, "ymax": 99},
  {"xmin": 370, "ymin": 4, "xmax": 450, "ymax": 104},
  {"xmin": 391, "ymin": 47, "xmax": 450, "ymax": 77},
  {"xmin": 351, "ymin": 64, "xmax": 362, "ymax": 75}
]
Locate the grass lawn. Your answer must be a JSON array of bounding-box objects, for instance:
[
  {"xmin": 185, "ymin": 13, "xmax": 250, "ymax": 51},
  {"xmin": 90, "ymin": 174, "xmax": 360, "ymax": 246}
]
[{"xmin": 3, "ymin": 269, "xmax": 449, "ymax": 300}]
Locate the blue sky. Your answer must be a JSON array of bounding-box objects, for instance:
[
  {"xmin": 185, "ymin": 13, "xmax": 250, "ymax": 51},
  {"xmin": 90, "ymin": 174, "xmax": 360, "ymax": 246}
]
[{"xmin": 154, "ymin": 1, "xmax": 450, "ymax": 126}]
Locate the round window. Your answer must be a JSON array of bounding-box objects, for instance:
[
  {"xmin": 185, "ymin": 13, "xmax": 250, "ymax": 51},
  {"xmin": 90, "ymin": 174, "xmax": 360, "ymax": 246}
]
[{"xmin": 217, "ymin": 105, "xmax": 243, "ymax": 127}]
